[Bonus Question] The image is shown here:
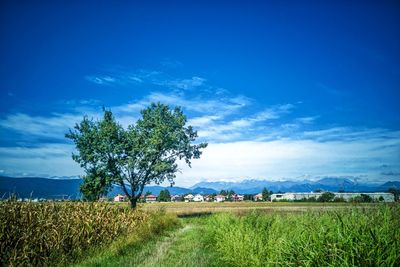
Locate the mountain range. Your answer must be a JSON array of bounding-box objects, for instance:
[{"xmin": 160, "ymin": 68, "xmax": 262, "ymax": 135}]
[
  {"xmin": 0, "ymin": 176, "xmax": 218, "ymax": 199},
  {"xmin": 1, "ymin": 176, "xmax": 399, "ymax": 199},
  {"xmin": 191, "ymin": 178, "xmax": 400, "ymax": 194}
]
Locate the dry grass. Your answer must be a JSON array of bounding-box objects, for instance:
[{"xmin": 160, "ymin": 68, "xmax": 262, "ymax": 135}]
[
  {"xmin": 0, "ymin": 201, "xmax": 177, "ymax": 266},
  {"xmin": 133, "ymin": 201, "xmax": 369, "ymax": 216}
]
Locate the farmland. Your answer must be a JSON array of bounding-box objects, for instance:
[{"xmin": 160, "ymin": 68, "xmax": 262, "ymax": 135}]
[
  {"xmin": 1, "ymin": 201, "xmax": 399, "ymax": 266},
  {"xmin": 137, "ymin": 201, "xmax": 370, "ymax": 216}
]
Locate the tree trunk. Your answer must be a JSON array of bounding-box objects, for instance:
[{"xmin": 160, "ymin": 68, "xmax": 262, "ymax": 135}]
[{"xmin": 129, "ymin": 197, "xmax": 137, "ymax": 209}]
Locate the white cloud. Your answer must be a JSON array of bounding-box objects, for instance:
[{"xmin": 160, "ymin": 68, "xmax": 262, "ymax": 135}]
[
  {"xmin": 85, "ymin": 75, "xmax": 117, "ymax": 85},
  {"xmin": 0, "ymin": 113, "xmax": 84, "ymax": 139},
  {"xmin": 162, "ymin": 76, "xmax": 206, "ymax": 90},
  {"xmin": 0, "ymin": 144, "xmax": 82, "ymax": 177},
  {"xmin": 295, "ymin": 116, "xmax": 318, "ymax": 124},
  {"xmin": 2, "ymin": 69, "xmax": 399, "ymax": 186},
  {"xmin": 116, "ymin": 91, "xmax": 250, "ymax": 116},
  {"xmin": 85, "ymin": 69, "xmax": 207, "ymax": 91},
  {"xmin": 193, "ymin": 104, "xmax": 295, "ymax": 141},
  {"xmin": 174, "ymin": 134, "xmax": 400, "ymax": 186}
]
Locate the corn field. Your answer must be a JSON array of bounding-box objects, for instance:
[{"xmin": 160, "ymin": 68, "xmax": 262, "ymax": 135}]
[{"xmin": 0, "ymin": 201, "xmax": 170, "ymax": 266}]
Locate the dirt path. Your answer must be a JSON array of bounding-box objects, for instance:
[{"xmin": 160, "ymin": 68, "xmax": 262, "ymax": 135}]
[{"xmin": 141, "ymin": 224, "xmax": 194, "ymax": 267}]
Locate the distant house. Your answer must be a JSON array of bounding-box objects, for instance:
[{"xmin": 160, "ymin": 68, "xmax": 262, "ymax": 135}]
[
  {"xmin": 114, "ymin": 194, "xmax": 127, "ymax": 202},
  {"xmin": 215, "ymin": 194, "xmax": 226, "ymax": 202},
  {"xmin": 184, "ymin": 194, "xmax": 194, "ymax": 202},
  {"xmin": 204, "ymin": 195, "xmax": 214, "ymax": 202},
  {"xmin": 232, "ymin": 194, "xmax": 244, "ymax": 202},
  {"xmin": 193, "ymin": 194, "xmax": 204, "ymax": 202},
  {"xmin": 253, "ymin": 193, "xmax": 263, "ymax": 201},
  {"xmin": 145, "ymin": 194, "xmax": 157, "ymax": 203},
  {"xmin": 171, "ymin": 195, "xmax": 183, "ymax": 202}
]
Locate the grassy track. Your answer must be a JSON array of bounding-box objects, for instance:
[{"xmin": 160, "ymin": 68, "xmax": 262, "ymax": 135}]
[{"xmin": 76, "ymin": 216, "xmax": 217, "ymax": 267}]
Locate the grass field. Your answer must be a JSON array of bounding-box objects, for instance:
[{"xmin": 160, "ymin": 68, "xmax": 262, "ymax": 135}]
[
  {"xmin": 1, "ymin": 201, "xmax": 399, "ymax": 266},
  {"xmin": 77, "ymin": 203, "xmax": 400, "ymax": 267},
  {"xmin": 137, "ymin": 201, "xmax": 374, "ymax": 216}
]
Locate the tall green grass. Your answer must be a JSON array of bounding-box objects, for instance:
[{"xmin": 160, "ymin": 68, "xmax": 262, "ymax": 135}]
[
  {"xmin": 206, "ymin": 206, "xmax": 400, "ymax": 266},
  {"xmin": 0, "ymin": 201, "xmax": 178, "ymax": 266}
]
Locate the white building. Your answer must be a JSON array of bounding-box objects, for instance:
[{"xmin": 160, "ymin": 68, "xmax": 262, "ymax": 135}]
[
  {"xmin": 171, "ymin": 195, "xmax": 183, "ymax": 202},
  {"xmin": 184, "ymin": 194, "xmax": 194, "ymax": 202},
  {"xmin": 114, "ymin": 194, "xmax": 127, "ymax": 202},
  {"xmin": 270, "ymin": 192, "xmax": 394, "ymax": 202},
  {"xmin": 215, "ymin": 194, "xmax": 226, "ymax": 202},
  {"xmin": 193, "ymin": 194, "xmax": 204, "ymax": 202},
  {"xmin": 232, "ymin": 194, "xmax": 244, "ymax": 202},
  {"xmin": 253, "ymin": 193, "xmax": 263, "ymax": 201}
]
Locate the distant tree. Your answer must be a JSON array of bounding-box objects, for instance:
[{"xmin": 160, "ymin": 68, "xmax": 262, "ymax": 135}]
[
  {"xmin": 351, "ymin": 196, "xmax": 363, "ymax": 203},
  {"xmin": 378, "ymin": 196, "xmax": 384, "ymax": 202},
  {"xmin": 388, "ymin": 187, "xmax": 399, "ymax": 202},
  {"xmin": 244, "ymin": 194, "xmax": 253, "ymax": 201},
  {"xmin": 226, "ymin": 190, "xmax": 236, "ymax": 201},
  {"xmin": 360, "ymin": 194, "xmax": 373, "ymax": 203},
  {"xmin": 158, "ymin": 189, "xmax": 171, "ymax": 202},
  {"xmin": 307, "ymin": 196, "xmax": 317, "ymax": 202},
  {"xmin": 262, "ymin": 187, "xmax": 271, "ymax": 201},
  {"xmin": 334, "ymin": 196, "xmax": 346, "ymax": 202},
  {"xmin": 318, "ymin": 192, "xmax": 335, "ymax": 202},
  {"xmin": 314, "ymin": 188, "xmax": 323, "ymax": 193},
  {"xmin": 66, "ymin": 103, "xmax": 207, "ymax": 208},
  {"xmin": 220, "ymin": 190, "xmax": 227, "ymax": 196}
]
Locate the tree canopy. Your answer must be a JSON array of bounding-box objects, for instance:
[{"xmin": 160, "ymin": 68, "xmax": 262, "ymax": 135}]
[
  {"xmin": 262, "ymin": 187, "xmax": 271, "ymax": 201},
  {"xmin": 317, "ymin": 192, "xmax": 335, "ymax": 202},
  {"xmin": 66, "ymin": 103, "xmax": 207, "ymax": 208},
  {"xmin": 158, "ymin": 189, "xmax": 171, "ymax": 202}
]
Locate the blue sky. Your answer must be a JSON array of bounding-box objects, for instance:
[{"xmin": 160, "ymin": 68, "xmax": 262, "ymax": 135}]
[{"xmin": 0, "ymin": 1, "xmax": 399, "ymax": 186}]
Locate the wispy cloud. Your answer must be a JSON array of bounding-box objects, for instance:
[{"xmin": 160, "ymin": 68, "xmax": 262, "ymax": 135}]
[
  {"xmin": 115, "ymin": 92, "xmax": 251, "ymax": 116},
  {"xmin": 0, "ymin": 113, "xmax": 84, "ymax": 140},
  {"xmin": 162, "ymin": 76, "xmax": 206, "ymax": 90},
  {"xmin": 85, "ymin": 75, "xmax": 117, "ymax": 85},
  {"xmin": 176, "ymin": 133, "xmax": 400, "ymax": 186},
  {"xmin": 0, "ymin": 144, "xmax": 82, "ymax": 177},
  {"xmin": 190, "ymin": 104, "xmax": 295, "ymax": 142},
  {"xmin": 295, "ymin": 116, "xmax": 318, "ymax": 124},
  {"xmin": 85, "ymin": 68, "xmax": 209, "ymax": 91},
  {"xmin": 1, "ymin": 68, "xmax": 399, "ymax": 185}
]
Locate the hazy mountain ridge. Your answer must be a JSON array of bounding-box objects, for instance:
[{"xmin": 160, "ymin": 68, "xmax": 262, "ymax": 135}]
[
  {"xmin": 191, "ymin": 178, "xmax": 400, "ymax": 194},
  {"xmin": 1, "ymin": 176, "xmax": 398, "ymax": 199},
  {"xmin": 0, "ymin": 176, "xmax": 217, "ymax": 199}
]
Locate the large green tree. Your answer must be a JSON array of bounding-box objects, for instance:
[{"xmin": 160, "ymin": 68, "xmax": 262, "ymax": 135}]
[
  {"xmin": 158, "ymin": 189, "xmax": 171, "ymax": 202},
  {"xmin": 66, "ymin": 103, "xmax": 207, "ymax": 208},
  {"xmin": 262, "ymin": 187, "xmax": 271, "ymax": 201}
]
